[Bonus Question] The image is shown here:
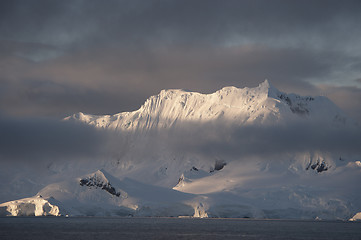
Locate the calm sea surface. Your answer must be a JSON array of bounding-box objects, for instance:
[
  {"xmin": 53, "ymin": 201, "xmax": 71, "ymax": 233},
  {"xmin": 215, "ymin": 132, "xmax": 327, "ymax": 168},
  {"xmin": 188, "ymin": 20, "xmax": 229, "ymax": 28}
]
[{"xmin": 0, "ymin": 217, "xmax": 360, "ymax": 240}]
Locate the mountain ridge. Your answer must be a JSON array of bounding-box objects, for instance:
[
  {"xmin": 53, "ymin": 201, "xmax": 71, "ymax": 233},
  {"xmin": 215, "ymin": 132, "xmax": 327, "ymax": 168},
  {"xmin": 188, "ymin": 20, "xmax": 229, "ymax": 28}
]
[{"xmin": 65, "ymin": 80, "xmax": 348, "ymax": 131}]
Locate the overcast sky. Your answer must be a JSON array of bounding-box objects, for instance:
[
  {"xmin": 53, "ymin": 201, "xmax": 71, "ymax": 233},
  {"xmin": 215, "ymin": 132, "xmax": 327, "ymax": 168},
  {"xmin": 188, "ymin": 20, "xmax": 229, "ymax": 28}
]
[{"xmin": 1, "ymin": 0, "xmax": 361, "ymax": 122}]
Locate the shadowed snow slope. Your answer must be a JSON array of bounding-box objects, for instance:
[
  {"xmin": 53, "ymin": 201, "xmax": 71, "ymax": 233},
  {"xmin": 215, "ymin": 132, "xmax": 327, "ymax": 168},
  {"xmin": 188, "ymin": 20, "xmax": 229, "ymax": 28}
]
[
  {"xmin": 1, "ymin": 81, "xmax": 361, "ymax": 219},
  {"xmin": 34, "ymin": 169, "xmax": 200, "ymax": 217}
]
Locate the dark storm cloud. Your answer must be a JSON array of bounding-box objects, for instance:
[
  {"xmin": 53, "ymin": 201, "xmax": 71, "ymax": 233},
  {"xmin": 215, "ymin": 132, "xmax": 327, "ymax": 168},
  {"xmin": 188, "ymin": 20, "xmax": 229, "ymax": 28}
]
[
  {"xmin": 0, "ymin": 0, "xmax": 361, "ymax": 121},
  {"xmin": 1, "ymin": 44, "xmax": 357, "ymax": 118},
  {"xmin": 0, "ymin": 114, "xmax": 106, "ymax": 161},
  {"xmin": 0, "ymin": 76, "xmax": 143, "ymax": 118},
  {"xmin": 2, "ymin": 0, "xmax": 361, "ymax": 47}
]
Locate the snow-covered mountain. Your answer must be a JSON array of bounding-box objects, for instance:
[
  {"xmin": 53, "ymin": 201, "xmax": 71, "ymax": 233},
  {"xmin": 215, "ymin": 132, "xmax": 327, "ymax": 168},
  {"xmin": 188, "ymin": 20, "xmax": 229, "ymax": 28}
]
[
  {"xmin": 1, "ymin": 80, "xmax": 360, "ymax": 220},
  {"xmin": 65, "ymin": 80, "xmax": 348, "ymax": 130}
]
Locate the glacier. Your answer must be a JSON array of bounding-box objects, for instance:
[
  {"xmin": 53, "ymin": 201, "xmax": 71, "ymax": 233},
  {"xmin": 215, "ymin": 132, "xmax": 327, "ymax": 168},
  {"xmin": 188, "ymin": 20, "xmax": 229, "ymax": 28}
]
[
  {"xmin": 1, "ymin": 80, "xmax": 360, "ymax": 220},
  {"xmin": 0, "ymin": 195, "xmax": 61, "ymax": 217}
]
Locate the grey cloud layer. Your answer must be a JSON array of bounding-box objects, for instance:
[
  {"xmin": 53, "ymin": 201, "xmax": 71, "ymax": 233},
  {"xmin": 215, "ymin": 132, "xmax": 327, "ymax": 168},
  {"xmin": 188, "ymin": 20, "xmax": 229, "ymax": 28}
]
[
  {"xmin": 0, "ymin": 115, "xmax": 106, "ymax": 161},
  {"xmin": 0, "ymin": 0, "xmax": 361, "ymax": 122},
  {"xmin": 2, "ymin": 0, "xmax": 361, "ymax": 48},
  {"xmin": 1, "ymin": 45, "xmax": 359, "ymax": 118},
  {"xmin": 165, "ymin": 121, "xmax": 361, "ymax": 160},
  {"xmin": 1, "ymin": 113, "xmax": 360, "ymax": 168}
]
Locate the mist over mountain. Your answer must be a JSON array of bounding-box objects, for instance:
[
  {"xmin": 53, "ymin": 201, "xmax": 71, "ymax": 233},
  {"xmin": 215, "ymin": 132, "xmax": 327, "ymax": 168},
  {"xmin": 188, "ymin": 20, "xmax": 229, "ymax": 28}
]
[
  {"xmin": 1, "ymin": 81, "xmax": 361, "ymax": 220},
  {"xmin": 66, "ymin": 80, "xmax": 361, "ymax": 161}
]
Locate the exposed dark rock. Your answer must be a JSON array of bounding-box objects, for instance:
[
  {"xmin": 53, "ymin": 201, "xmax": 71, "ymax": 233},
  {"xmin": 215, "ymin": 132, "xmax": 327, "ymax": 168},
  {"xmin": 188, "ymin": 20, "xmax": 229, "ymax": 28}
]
[
  {"xmin": 279, "ymin": 94, "xmax": 292, "ymax": 106},
  {"xmin": 210, "ymin": 160, "xmax": 227, "ymax": 172},
  {"xmin": 177, "ymin": 174, "xmax": 184, "ymax": 185},
  {"xmin": 311, "ymin": 162, "xmax": 318, "ymax": 170},
  {"xmin": 316, "ymin": 161, "xmax": 328, "ymax": 173},
  {"xmin": 290, "ymin": 104, "xmax": 309, "ymax": 115},
  {"xmin": 306, "ymin": 159, "xmax": 329, "ymax": 173},
  {"xmin": 278, "ymin": 94, "xmax": 310, "ymax": 116},
  {"xmin": 80, "ymin": 176, "xmax": 121, "ymax": 197}
]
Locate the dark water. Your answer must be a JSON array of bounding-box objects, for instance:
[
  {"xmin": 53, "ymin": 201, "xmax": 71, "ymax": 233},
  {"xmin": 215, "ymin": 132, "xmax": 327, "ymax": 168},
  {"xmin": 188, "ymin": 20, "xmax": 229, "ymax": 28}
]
[{"xmin": 0, "ymin": 217, "xmax": 360, "ymax": 240}]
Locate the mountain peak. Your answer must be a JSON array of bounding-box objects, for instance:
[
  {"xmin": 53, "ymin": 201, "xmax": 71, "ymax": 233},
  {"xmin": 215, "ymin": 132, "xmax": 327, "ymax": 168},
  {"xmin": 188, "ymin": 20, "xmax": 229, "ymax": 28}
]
[
  {"xmin": 65, "ymin": 80, "xmax": 348, "ymax": 130},
  {"xmin": 259, "ymin": 79, "xmax": 271, "ymax": 88},
  {"xmin": 257, "ymin": 79, "xmax": 280, "ymax": 98}
]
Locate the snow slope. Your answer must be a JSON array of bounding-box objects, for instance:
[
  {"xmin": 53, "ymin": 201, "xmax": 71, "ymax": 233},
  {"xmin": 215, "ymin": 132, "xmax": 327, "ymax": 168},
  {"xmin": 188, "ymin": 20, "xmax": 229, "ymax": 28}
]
[
  {"xmin": 34, "ymin": 169, "xmax": 207, "ymax": 217},
  {"xmin": 1, "ymin": 80, "xmax": 360, "ymax": 219},
  {"xmin": 66, "ymin": 80, "xmax": 348, "ymax": 130}
]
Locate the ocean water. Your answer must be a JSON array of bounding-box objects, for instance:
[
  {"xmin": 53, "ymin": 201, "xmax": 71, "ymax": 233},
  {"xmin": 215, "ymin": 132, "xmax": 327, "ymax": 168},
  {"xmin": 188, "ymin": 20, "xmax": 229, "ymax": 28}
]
[{"xmin": 0, "ymin": 217, "xmax": 360, "ymax": 240}]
